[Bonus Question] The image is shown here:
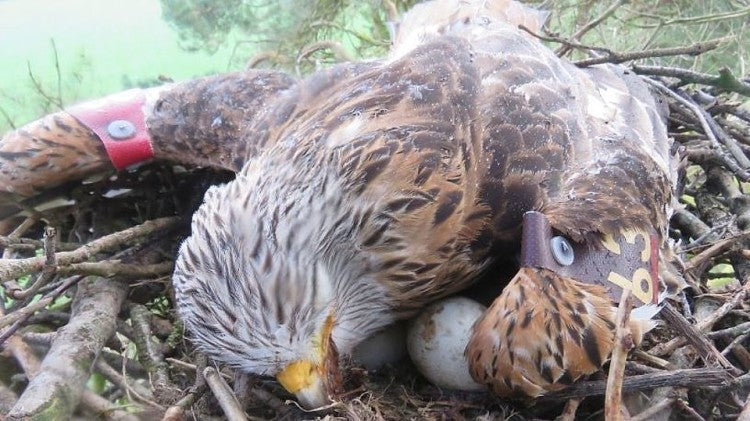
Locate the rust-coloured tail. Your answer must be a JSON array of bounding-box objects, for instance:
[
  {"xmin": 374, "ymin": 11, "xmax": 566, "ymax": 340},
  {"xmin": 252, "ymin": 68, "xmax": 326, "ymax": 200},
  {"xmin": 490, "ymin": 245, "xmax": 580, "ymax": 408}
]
[{"xmin": 0, "ymin": 112, "xmax": 109, "ymax": 198}]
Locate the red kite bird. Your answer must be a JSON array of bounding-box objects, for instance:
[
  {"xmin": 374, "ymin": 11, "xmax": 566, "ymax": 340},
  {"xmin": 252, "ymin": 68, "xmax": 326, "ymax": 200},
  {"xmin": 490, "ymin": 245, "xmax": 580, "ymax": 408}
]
[{"xmin": 0, "ymin": 0, "xmax": 682, "ymax": 408}]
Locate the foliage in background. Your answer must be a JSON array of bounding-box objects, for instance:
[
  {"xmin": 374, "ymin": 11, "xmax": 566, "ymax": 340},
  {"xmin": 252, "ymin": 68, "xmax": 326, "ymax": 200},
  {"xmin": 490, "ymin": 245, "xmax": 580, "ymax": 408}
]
[
  {"xmin": 160, "ymin": 0, "xmax": 418, "ymax": 71},
  {"xmin": 1, "ymin": 0, "xmax": 748, "ymax": 132},
  {"xmin": 158, "ymin": 0, "xmax": 749, "ymax": 75},
  {"xmin": 544, "ymin": 0, "xmax": 749, "ymax": 75}
]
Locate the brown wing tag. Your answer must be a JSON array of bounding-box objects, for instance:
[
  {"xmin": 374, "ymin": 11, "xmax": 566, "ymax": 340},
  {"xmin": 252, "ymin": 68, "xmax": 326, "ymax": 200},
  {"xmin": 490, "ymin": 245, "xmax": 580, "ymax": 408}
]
[{"xmin": 520, "ymin": 211, "xmax": 659, "ymax": 305}]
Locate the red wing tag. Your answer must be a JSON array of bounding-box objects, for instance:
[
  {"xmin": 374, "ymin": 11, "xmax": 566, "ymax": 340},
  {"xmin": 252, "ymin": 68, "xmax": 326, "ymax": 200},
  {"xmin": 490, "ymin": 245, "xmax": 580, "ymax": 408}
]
[
  {"xmin": 520, "ymin": 211, "xmax": 659, "ymax": 305},
  {"xmin": 67, "ymin": 89, "xmax": 153, "ymax": 170}
]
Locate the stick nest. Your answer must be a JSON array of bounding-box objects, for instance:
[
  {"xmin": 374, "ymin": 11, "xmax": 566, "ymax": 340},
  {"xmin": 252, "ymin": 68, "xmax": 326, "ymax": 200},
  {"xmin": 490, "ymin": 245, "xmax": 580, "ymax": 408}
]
[{"xmin": 1, "ymin": 3, "xmax": 750, "ymax": 420}]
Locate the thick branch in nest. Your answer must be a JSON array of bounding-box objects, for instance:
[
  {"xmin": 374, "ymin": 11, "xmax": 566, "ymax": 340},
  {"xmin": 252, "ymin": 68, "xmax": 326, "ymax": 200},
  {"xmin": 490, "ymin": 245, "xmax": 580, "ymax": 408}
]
[
  {"xmin": 540, "ymin": 368, "xmax": 734, "ymax": 401},
  {"xmin": 0, "ymin": 216, "xmax": 180, "ymax": 282},
  {"xmin": 5, "ymin": 277, "xmax": 128, "ymax": 420}
]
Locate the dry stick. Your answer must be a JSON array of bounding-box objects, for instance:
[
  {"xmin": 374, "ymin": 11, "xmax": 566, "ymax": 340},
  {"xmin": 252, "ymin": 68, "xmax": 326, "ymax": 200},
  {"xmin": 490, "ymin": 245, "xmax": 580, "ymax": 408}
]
[
  {"xmin": 556, "ymin": 0, "xmax": 628, "ymax": 57},
  {"xmin": 632, "ymin": 65, "xmax": 750, "ymax": 97},
  {"xmin": 130, "ymin": 304, "xmax": 175, "ymax": 401},
  {"xmin": 161, "ymin": 384, "xmax": 209, "ymax": 421},
  {"xmin": 162, "ymin": 353, "xmax": 208, "ymax": 421},
  {"xmin": 94, "ymin": 359, "xmax": 161, "ymax": 409},
  {"xmin": 649, "ymin": 282, "xmax": 750, "ymax": 356},
  {"xmin": 1, "ymin": 216, "xmax": 39, "ymax": 258},
  {"xmin": 631, "ymin": 398, "xmax": 677, "ymax": 421},
  {"xmin": 674, "ymin": 398, "xmax": 708, "ymax": 421},
  {"xmin": 79, "ymin": 391, "xmax": 140, "ymax": 421},
  {"xmin": 6, "ymin": 277, "xmax": 129, "ymax": 420},
  {"xmin": 626, "ymin": 361, "xmax": 663, "ymax": 374},
  {"xmin": 295, "ymin": 40, "xmax": 354, "ymax": 77},
  {"xmin": 708, "ymin": 321, "xmax": 750, "ymax": 339},
  {"xmin": 57, "ymin": 261, "xmax": 174, "ymax": 279},
  {"xmin": 574, "ymin": 38, "xmax": 726, "ymax": 67},
  {"xmin": 697, "ymin": 104, "xmax": 750, "ymax": 170},
  {"xmin": 557, "ymin": 398, "xmax": 582, "ymax": 421},
  {"xmin": 4, "ymin": 334, "xmax": 41, "ymax": 377},
  {"xmin": 605, "ymin": 289, "xmax": 634, "ymax": 421},
  {"xmin": 165, "ymin": 358, "xmax": 233, "ymax": 381},
  {"xmin": 204, "ymin": 366, "xmax": 249, "ymax": 421},
  {"xmin": 739, "ymin": 394, "xmax": 750, "ymax": 421},
  {"xmin": 0, "ymin": 275, "xmax": 83, "ymax": 341},
  {"xmin": 720, "ymin": 332, "xmax": 750, "ymax": 357},
  {"xmin": 540, "ymin": 368, "xmax": 732, "ymax": 401},
  {"xmin": 642, "ymin": 78, "xmax": 750, "ymax": 181},
  {"xmin": 659, "ymin": 303, "xmax": 738, "ymax": 373},
  {"xmin": 4, "ymin": 335, "xmax": 136, "ymax": 421},
  {"xmin": 0, "ymin": 382, "xmax": 18, "ymax": 414},
  {"xmin": 632, "ymin": 349, "xmax": 676, "ymax": 370},
  {"xmin": 0, "ymin": 216, "xmax": 180, "ymax": 282},
  {"xmin": 5, "ymin": 226, "xmax": 57, "ymax": 300},
  {"xmin": 684, "ymin": 231, "xmax": 750, "ymax": 272},
  {"xmin": 519, "ymin": 25, "xmax": 612, "ymax": 55}
]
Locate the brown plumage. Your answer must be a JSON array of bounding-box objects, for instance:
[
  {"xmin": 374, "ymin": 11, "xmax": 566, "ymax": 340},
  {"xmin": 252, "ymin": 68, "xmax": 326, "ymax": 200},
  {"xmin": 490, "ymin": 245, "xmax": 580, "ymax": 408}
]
[
  {"xmin": 466, "ymin": 267, "xmax": 653, "ymax": 398},
  {"xmin": 0, "ymin": 0, "xmax": 680, "ymax": 407}
]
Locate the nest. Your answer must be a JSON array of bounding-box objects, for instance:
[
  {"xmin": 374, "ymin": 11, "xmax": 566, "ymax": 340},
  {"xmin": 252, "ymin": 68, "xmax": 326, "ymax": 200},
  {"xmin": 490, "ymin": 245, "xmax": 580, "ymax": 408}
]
[{"xmin": 1, "ymin": 2, "xmax": 750, "ymax": 420}]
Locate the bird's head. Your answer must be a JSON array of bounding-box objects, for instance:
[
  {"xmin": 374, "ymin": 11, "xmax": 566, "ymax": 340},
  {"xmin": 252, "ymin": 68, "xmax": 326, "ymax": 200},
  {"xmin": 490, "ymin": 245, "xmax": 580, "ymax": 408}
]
[
  {"xmin": 172, "ymin": 166, "xmax": 393, "ymax": 409},
  {"xmin": 466, "ymin": 212, "xmax": 665, "ymax": 398}
]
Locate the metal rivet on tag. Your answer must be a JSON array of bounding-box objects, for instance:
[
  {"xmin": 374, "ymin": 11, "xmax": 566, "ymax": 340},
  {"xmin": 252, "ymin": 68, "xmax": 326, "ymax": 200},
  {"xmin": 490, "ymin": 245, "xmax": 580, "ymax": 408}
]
[
  {"xmin": 107, "ymin": 120, "xmax": 136, "ymax": 140},
  {"xmin": 550, "ymin": 236, "xmax": 575, "ymax": 266}
]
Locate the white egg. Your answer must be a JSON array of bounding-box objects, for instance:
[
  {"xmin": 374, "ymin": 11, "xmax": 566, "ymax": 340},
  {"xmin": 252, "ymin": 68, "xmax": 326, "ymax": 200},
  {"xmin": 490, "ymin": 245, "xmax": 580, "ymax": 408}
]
[
  {"xmin": 352, "ymin": 322, "xmax": 407, "ymax": 370},
  {"xmin": 407, "ymin": 297, "xmax": 486, "ymax": 391}
]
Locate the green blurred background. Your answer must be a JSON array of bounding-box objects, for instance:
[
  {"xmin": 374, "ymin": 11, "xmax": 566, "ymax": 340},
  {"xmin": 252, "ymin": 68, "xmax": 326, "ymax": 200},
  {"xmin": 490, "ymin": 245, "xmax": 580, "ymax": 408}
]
[{"xmin": 0, "ymin": 0, "xmax": 747, "ymax": 133}]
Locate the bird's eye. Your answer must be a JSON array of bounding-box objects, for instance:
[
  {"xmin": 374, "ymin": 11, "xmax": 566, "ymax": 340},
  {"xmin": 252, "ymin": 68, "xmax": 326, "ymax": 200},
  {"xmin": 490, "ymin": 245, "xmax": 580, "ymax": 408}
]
[{"xmin": 550, "ymin": 236, "xmax": 574, "ymax": 266}]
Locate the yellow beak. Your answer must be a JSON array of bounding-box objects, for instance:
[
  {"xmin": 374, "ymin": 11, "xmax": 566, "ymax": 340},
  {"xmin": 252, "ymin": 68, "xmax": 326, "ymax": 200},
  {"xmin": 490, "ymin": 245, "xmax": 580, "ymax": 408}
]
[{"xmin": 276, "ymin": 360, "xmax": 331, "ymax": 409}]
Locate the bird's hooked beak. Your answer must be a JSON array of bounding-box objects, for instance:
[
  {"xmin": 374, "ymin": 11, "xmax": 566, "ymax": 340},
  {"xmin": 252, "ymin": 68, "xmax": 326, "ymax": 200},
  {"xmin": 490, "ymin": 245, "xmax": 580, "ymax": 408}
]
[{"xmin": 276, "ymin": 314, "xmax": 342, "ymax": 409}]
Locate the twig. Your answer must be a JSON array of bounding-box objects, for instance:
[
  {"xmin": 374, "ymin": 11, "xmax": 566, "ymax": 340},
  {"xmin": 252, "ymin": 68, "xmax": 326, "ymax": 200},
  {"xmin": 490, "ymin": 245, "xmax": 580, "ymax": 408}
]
[
  {"xmin": 1, "ymin": 216, "xmax": 39, "ymax": 259},
  {"xmin": 632, "ymin": 349, "xmax": 676, "ymax": 370},
  {"xmin": 94, "ymin": 359, "xmax": 160, "ymax": 409},
  {"xmin": 708, "ymin": 321, "xmax": 750, "ymax": 339},
  {"xmin": 739, "ymin": 393, "xmax": 750, "ymax": 421},
  {"xmin": 633, "ymin": 65, "xmax": 750, "ymax": 97},
  {"xmin": 540, "ymin": 369, "xmax": 733, "ymax": 401},
  {"xmin": 0, "ymin": 104, "xmax": 17, "ymax": 130},
  {"xmin": 0, "ymin": 275, "xmax": 83, "ymax": 340},
  {"xmin": 203, "ymin": 366, "xmax": 248, "ymax": 421},
  {"xmin": 556, "ymin": 0, "xmax": 628, "ymax": 57},
  {"xmin": 0, "ymin": 235, "xmax": 78, "ymax": 252},
  {"xmin": 0, "ymin": 216, "xmax": 180, "ymax": 282},
  {"xmin": 161, "ymin": 384, "xmax": 209, "ymax": 421},
  {"xmin": 79, "ymin": 390, "xmax": 140, "ymax": 421},
  {"xmin": 633, "ymin": 6, "xmax": 750, "ymax": 28},
  {"xmin": 556, "ymin": 398, "xmax": 582, "ymax": 421},
  {"xmin": 674, "ymin": 398, "xmax": 707, "ymax": 421},
  {"xmin": 162, "ymin": 354, "xmax": 208, "ymax": 421},
  {"xmin": 575, "ymin": 38, "xmax": 726, "ymax": 67},
  {"xmin": 25, "ymin": 61, "xmax": 63, "ymax": 110},
  {"xmin": 4, "ymin": 227, "xmax": 58, "ymax": 300},
  {"xmin": 518, "ymin": 25, "xmax": 611, "ymax": 55},
  {"xmin": 3, "ymin": 334, "xmax": 41, "ymax": 377},
  {"xmin": 295, "ymin": 40, "xmax": 354, "ymax": 77},
  {"xmin": 130, "ymin": 304, "xmax": 176, "ymax": 403},
  {"xmin": 642, "ymin": 78, "xmax": 750, "ymax": 181},
  {"xmin": 631, "ymin": 397, "xmax": 676, "ymax": 421},
  {"xmin": 6, "ymin": 277, "xmax": 128, "ymax": 420},
  {"xmin": 50, "ymin": 39, "xmax": 63, "ymax": 108},
  {"xmin": 605, "ymin": 289, "xmax": 633, "ymax": 421},
  {"xmin": 649, "ymin": 283, "xmax": 750, "ymax": 356},
  {"xmin": 57, "ymin": 261, "xmax": 173, "ymax": 279},
  {"xmin": 720, "ymin": 332, "xmax": 750, "ymax": 357},
  {"xmin": 658, "ymin": 303, "xmax": 738, "ymax": 372}
]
